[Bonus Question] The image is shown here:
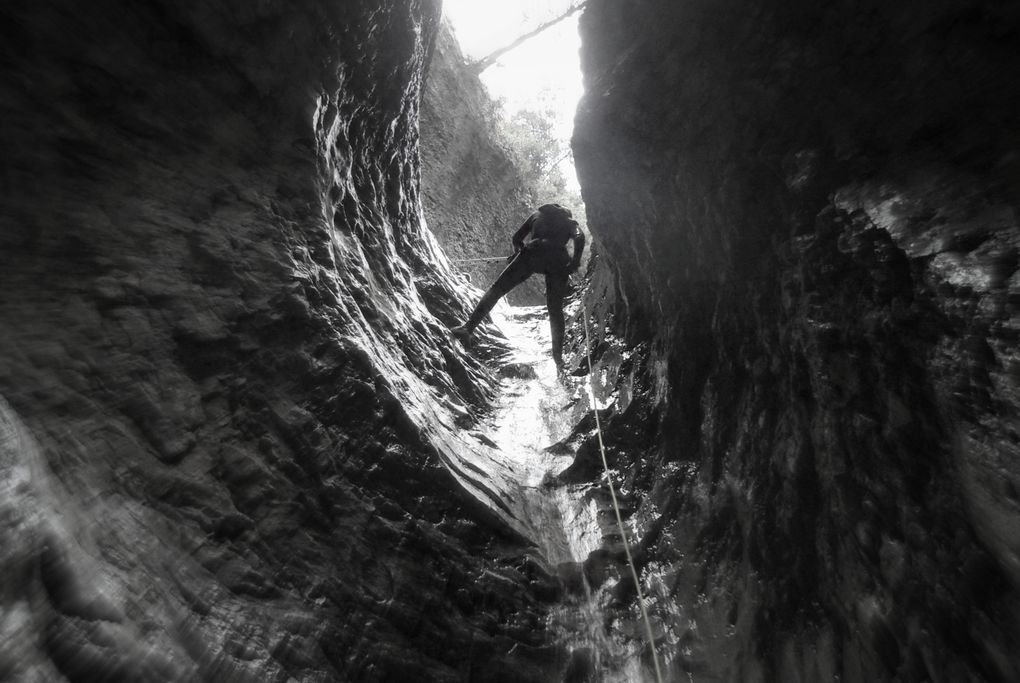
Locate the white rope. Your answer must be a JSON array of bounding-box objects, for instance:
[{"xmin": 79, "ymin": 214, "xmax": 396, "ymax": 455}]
[
  {"xmin": 581, "ymin": 301, "xmax": 664, "ymax": 683},
  {"xmin": 451, "ymin": 256, "xmax": 507, "ymax": 263}
]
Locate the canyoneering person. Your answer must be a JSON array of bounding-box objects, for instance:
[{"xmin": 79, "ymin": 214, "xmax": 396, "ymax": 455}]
[{"xmin": 451, "ymin": 203, "xmax": 585, "ymax": 369}]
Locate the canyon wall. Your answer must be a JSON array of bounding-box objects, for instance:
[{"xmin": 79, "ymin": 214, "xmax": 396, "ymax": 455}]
[
  {"xmin": 6, "ymin": 0, "xmax": 1019, "ymax": 680},
  {"xmin": 572, "ymin": 0, "xmax": 1020, "ymax": 680},
  {"xmin": 0, "ymin": 2, "xmax": 562, "ymax": 680},
  {"xmin": 420, "ymin": 20, "xmax": 545, "ymax": 306}
]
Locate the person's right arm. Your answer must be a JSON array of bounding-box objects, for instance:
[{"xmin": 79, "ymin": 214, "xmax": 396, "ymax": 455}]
[{"xmin": 568, "ymin": 224, "xmax": 586, "ymax": 273}]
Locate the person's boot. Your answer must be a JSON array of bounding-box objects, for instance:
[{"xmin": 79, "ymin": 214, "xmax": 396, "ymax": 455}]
[
  {"xmin": 452, "ymin": 288, "xmax": 502, "ymax": 343},
  {"xmin": 553, "ymin": 353, "xmax": 565, "ymax": 374},
  {"xmin": 551, "ymin": 326, "xmax": 565, "ymax": 373}
]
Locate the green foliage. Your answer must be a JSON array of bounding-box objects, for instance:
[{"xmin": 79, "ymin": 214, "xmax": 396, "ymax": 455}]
[
  {"xmin": 501, "ymin": 109, "xmax": 561, "ymax": 178},
  {"xmin": 491, "ymin": 104, "xmax": 582, "ymax": 217}
]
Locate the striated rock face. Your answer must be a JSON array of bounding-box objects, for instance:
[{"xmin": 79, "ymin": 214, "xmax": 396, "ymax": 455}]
[
  {"xmin": 0, "ymin": 2, "xmax": 565, "ymax": 680},
  {"xmin": 573, "ymin": 0, "xmax": 1020, "ymax": 680},
  {"xmin": 420, "ymin": 20, "xmax": 544, "ymax": 306}
]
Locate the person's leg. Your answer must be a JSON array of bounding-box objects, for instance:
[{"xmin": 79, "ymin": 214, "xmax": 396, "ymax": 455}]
[
  {"xmin": 545, "ymin": 270, "xmax": 569, "ymax": 367},
  {"xmin": 458, "ymin": 253, "xmax": 534, "ymax": 333}
]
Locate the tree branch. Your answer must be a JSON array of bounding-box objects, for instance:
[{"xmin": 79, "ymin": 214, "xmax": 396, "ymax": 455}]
[
  {"xmin": 543, "ymin": 148, "xmax": 573, "ymax": 174},
  {"xmin": 470, "ymin": 2, "xmax": 588, "ymax": 73}
]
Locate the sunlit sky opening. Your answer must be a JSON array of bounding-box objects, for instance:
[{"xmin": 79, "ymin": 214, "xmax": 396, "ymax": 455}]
[{"xmin": 442, "ymin": 0, "xmax": 583, "ymax": 150}]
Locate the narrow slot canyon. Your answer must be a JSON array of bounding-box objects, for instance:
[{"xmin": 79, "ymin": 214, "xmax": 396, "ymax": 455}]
[{"xmin": 1, "ymin": 1, "xmax": 1019, "ymax": 682}]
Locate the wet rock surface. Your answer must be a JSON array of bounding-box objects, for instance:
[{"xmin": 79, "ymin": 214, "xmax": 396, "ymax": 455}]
[
  {"xmin": 420, "ymin": 19, "xmax": 545, "ymax": 306},
  {"xmin": 0, "ymin": 2, "xmax": 568, "ymax": 680},
  {"xmin": 573, "ymin": 0, "xmax": 1020, "ymax": 680}
]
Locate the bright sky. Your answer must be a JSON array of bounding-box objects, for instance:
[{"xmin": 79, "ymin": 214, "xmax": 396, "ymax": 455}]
[{"xmin": 442, "ymin": 0, "xmax": 584, "ymax": 143}]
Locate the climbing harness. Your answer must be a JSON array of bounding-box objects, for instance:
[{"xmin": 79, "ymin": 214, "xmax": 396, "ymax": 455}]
[
  {"xmin": 581, "ymin": 301, "xmax": 665, "ymax": 683},
  {"xmin": 451, "ymin": 256, "xmax": 508, "ymax": 263}
]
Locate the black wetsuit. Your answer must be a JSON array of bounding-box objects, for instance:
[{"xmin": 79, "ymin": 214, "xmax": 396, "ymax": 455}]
[{"xmin": 460, "ymin": 206, "xmax": 585, "ymax": 365}]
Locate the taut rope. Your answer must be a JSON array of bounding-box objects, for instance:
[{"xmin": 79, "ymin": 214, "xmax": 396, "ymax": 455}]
[{"xmin": 580, "ymin": 301, "xmax": 664, "ymax": 683}]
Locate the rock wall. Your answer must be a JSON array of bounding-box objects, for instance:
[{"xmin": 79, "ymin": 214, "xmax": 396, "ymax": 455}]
[
  {"xmin": 419, "ymin": 19, "xmax": 546, "ymax": 306},
  {"xmin": 8, "ymin": 0, "xmax": 1019, "ymax": 680},
  {"xmin": 572, "ymin": 0, "xmax": 1020, "ymax": 680},
  {"xmin": 0, "ymin": 2, "xmax": 562, "ymax": 680}
]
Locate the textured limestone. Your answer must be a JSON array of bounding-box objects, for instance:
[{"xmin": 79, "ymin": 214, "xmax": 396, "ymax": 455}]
[
  {"xmin": 572, "ymin": 0, "xmax": 1020, "ymax": 680},
  {"xmin": 0, "ymin": 2, "xmax": 564, "ymax": 680},
  {"xmin": 419, "ymin": 19, "xmax": 546, "ymax": 306}
]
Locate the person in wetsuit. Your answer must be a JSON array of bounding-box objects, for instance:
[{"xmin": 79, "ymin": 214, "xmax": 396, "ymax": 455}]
[{"xmin": 451, "ymin": 203, "xmax": 586, "ymax": 369}]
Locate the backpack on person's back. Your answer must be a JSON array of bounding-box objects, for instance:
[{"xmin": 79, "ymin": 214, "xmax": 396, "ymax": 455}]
[{"xmin": 530, "ymin": 203, "xmax": 578, "ymax": 247}]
